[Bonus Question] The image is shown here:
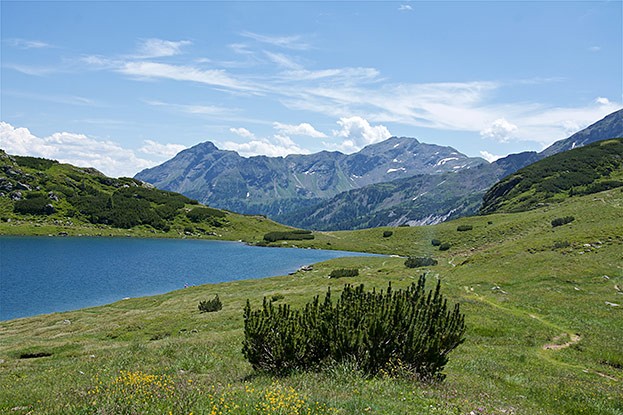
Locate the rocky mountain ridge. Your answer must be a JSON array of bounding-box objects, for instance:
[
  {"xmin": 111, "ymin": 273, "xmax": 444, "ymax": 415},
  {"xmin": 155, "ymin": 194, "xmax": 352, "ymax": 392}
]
[{"xmin": 135, "ymin": 136, "xmax": 486, "ymax": 217}]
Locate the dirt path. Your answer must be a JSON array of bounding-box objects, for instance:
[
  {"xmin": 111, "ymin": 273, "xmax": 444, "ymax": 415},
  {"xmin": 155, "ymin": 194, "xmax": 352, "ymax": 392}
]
[{"xmin": 542, "ymin": 333, "xmax": 581, "ymax": 350}]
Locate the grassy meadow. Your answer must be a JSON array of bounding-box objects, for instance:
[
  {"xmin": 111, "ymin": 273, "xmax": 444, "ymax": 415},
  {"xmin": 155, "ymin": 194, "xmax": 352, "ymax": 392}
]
[{"xmin": 1, "ymin": 188, "xmax": 622, "ymax": 414}]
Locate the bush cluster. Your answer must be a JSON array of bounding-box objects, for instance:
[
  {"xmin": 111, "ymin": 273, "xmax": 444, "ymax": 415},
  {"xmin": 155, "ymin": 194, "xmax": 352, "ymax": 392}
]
[
  {"xmin": 438, "ymin": 243, "xmax": 451, "ymax": 251},
  {"xmin": 431, "ymin": 239, "xmax": 442, "ymax": 247},
  {"xmin": 551, "ymin": 216, "xmax": 575, "ymax": 227},
  {"xmin": 382, "ymin": 230, "xmax": 393, "ymax": 238},
  {"xmin": 456, "ymin": 225, "xmax": 473, "ymax": 232},
  {"xmin": 198, "ymin": 295, "xmax": 222, "ymax": 313},
  {"xmin": 405, "ymin": 257, "xmax": 438, "ymax": 268},
  {"xmin": 242, "ymin": 275, "xmax": 466, "ymax": 380},
  {"xmin": 328, "ymin": 268, "xmax": 359, "ymax": 278},
  {"xmin": 186, "ymin": 206, "xmax": 227, "ymax": 223},
  {"xmin": 263, "ymin": 230, "xmax": 314, "ymax": 242}
]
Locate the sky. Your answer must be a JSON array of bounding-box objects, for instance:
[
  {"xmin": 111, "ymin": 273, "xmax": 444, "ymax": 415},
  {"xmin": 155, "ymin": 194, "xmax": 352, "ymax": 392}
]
[{"xmin": 1, "ymin": 1, "xmax": 621, "ymax": 178}]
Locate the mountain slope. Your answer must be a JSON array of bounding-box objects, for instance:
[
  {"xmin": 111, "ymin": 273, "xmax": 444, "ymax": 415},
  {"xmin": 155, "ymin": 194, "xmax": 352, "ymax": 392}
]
[
  {"xmin": 0, "ymin": 150, "xmax": 292, "ymax": 240},
  {"xmin": 134, "ymin": 137, "xmax": 485, "ymax": 217},
  {"xmin": 480, "ymin": 138, "xmax": 623, "ymax": 214},
  {"xmin": 540, "ymin": 108, "xmax": 623, "ymax": 157}
]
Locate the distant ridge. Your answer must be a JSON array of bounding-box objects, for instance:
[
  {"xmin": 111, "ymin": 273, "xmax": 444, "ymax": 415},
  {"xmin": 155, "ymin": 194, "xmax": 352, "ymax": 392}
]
[{"xmin": 135, "ymin": 136, "xmax": 485, "ymax": 218}]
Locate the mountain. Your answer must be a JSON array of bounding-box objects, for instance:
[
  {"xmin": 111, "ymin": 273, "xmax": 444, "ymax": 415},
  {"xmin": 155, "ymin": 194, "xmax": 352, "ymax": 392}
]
[
  {"xmin": 0, "ymin": 150, "xmax": 292, "ymax": 239},
  {"xmin": 480, "ymin": 138, "xmax": 623, "ymax": 214},
  {"xmin": 135, "ymin": 137, "xmax": 486, "ymax": 217},
  {"xmin": 278, "ymin": 110, "xmax": 623, "ymax": 230},
  {"xmin": 540, "ymin": 109, "xmax": 623, "ymax": 157}
]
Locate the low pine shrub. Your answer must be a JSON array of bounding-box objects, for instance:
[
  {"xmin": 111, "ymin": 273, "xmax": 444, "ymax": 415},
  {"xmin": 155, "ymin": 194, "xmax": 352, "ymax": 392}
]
[
  {"xmin": 198, "ymin": 295, "xmax": 222, "ymax": 313},
  {"xmin": 456, "ymin": 225, "xmax": 473, "ymax": 232},
  {"xmin": 329, "ymin": 268, "xmax": 359, "ymax": 278},
  {"xmin": 263, "ymin": 230, "xmax": 314, "ymax": 242},
  {"xmin": 405, "ymin": 257, "xmax": 438, "ymax": 268},
  {"xmin": 242, "ymin": 275, "xmax": 466, "ymax": 380},
  {"xmin": 382, "ymin": 230, "xmax": 393, "ymax": 238},
  {"xmin": 551, "ymin": 216, "xmax": 575, "ymax": 227},
  {"xmin": 431, "ymin": 239, "xmax": 442, "ymax": 247},
  {"xmin": 439, "ymin": 243, "xmax": 451, "ymax": 251}
]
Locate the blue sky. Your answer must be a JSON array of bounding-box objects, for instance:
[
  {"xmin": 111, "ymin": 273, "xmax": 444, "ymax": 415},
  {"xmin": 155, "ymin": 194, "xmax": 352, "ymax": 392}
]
[{"xmin": 1, "ymin": 1, "xmax": 621, "ymax": 177}]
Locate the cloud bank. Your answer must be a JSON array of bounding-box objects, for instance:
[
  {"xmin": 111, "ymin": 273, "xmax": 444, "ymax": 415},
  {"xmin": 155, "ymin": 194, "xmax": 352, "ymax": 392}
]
[{"xmin": 0, "ymin": 122, "xmax": 185, "ymax": 177}]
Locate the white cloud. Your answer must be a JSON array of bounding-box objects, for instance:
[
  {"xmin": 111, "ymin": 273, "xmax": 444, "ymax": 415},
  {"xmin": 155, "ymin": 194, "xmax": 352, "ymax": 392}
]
[
  {"xmin": 118, "ymin": 62, "xmax": 256, "ymax": 91},
  {"xmin": 480, "ymin": 118, "xmax": 518, "ymax": 142},
  {"xmin": 145, "ymin": 99, "xmax": 234, "ymax": 116},
  {"xmin": 264, "ymin": 51, "xmax": 302, "ymax": 70},
  {"xmin": 273, "ymin": 122, "xmax": 327, "ymax": 138},
  {"xmin": 240, "ymin": 31, "xmax": 310, "ymax": 50},
  {"xmin": 139, "ymin": 140, "xmax": 186, "ymax": 158},
  {"xmin": 329, "ymin": 116, "xmax": 392, "ymax": 152},
  {"xmin": 230, "ymin": 127, "xmax": 255, "ymax": 139},
  {"xmin": 220, "ymin": 136, "xmax": 309, "ymax": 157},
  {"xmin": 135, "ymin": 38, "xmax": 191, "ymax": 58},
  {"xmin": 0, "ymin": 122, "xmax": 174, "ymax": 177},
  {"xmin": 6, "ymin": 38, "xmax": 51, "ymax": 49},
  {"xmin": 595, "ymin": 97, "xmax": 611, "ymax": 105},
  {"xmin": 479, "ymin": 151, "xmax": 503, "ymax": 163},
  {"xmin": 398, "ymin": 4, "xmax": 413, "ymax": 11}
]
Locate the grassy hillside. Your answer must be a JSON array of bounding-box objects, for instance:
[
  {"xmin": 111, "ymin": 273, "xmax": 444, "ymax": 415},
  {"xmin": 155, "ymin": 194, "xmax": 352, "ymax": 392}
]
[
  {"xmin": 1, "ymin": 186, "xmax": 622, "ymax": 414},
  {"xmin": 0, "ymin": 151, "xmax": 293, "ymax": 241},
  {"xmin": 481, "ymin": 138, "xmax": 623, "ymax": 214}
]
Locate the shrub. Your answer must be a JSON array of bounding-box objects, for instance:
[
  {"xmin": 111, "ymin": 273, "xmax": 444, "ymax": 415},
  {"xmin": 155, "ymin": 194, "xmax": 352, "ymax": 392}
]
[
  {"xmin": 14, "ymin": 196, "xmax": 52, "ymax": 215},
  {"xmin": 456, "ymin": 225, "xmax": 473, "ymax": 232},
  {"xmin": 198, "ymin": 295, "xmax": 222, "ymax": 313},
  {"xmin": 382, "ymin": 230, "xmax": 393, "ymax": 238},
  {"xmin": 242, "ymin": 275, "xmax": 465, "ymax": 380},
  {"xmin": 405, "ymin": 257, "xmax": 438, "ymax": 268},
  {"xmin": 553, "ymin": 240, "xmax": 570, "ymax": 249},
  {"xmin": 329, "ymin": 268, "xmax": 359, "ymax": 278},
  {"xmin": 551, "ymin": 216, "xmax": 575, "ymax": 227},
  {"xmin": 263, "ymin": 230, "xmax": 314, "ymax": 242},
  {"xmin": 431, "ymin": 239, "xmax": 442, "ymax": 247},
  {"xmin": 271, "ymin": 293, "xmax": 285, "ymax": 302},
  {"xmin": 439, "ymin": 243, "xmax": 451, "ymax": 251},
  {"xmin": 186, "ymin": 206, "xmax": 227, "ymax": 222}
]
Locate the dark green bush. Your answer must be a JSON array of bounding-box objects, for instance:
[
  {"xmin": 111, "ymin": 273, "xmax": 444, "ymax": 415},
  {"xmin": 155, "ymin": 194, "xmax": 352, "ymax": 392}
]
[
  {"xmin": 553, "ymin": 240, "xmax": 571, "ymax": 249},
  {"xmin": 329, "ymin": 268, "xmax": 359, "ymax": 278},
  {"xmin": 14, "ymin": 156, "xmax": 58, "ymax": 170},
  {"xmin": 198, "ymin": 295, "xmax": 222, "ymax": 313},
  {"xmin": 431, "ymin": 239, "xmax": 442, "ymax": 247},
  {"xmin": 439, "ymin": 243, "xmax": 451, "ymax": 251},
  {"xmin": 551, "ymin": 216, "xmax": 575, "ymax": 227},
  {"xmin": 456, "ymin": 225, "xmax": 473, "ymax": 232},
  {"xmin": 263, "ymin": 230, "xmax": 314, "ymax": 242},
  {"xmin": 14, "ymin": 196, "xmax": 52, "ymax": 215},
  {"xmin": 405, "ymin": 257, "xmax": 438, "ymax": 268},
  {"xmin": 382, "ymin": 230, "xmax": 393, "ymax": 238},
  {"xmin": 271, "ymin": 293, "xmax": 285, "ymax": 302},
  {"xmin": 186, "ymin": 206, "xmax": 227, "ymax": 223},
  {"xmin": 242, "ymin": 275, "xmax": 465, "ymax": 380}
]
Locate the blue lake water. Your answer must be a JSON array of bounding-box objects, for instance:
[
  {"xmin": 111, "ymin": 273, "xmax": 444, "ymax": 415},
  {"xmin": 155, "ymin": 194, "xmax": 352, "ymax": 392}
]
[{"xmin": 0, "ymin": 236, "xmax": 374, "ymax": 321}]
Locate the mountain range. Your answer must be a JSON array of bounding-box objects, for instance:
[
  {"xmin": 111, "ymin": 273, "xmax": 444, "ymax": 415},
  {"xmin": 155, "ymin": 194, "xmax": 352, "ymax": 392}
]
[
  {"xmin": 135, "ymin": 137, "xmax": 486, "ymax": 217},
  {"xmin": 136, "ymin": 109, "xmax": 623, "ymax": 230}
]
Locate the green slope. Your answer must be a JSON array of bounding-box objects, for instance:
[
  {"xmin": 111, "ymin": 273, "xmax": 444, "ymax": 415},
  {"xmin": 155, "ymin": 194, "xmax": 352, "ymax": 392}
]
[
  {"xmin": 1, "ymin": 185, "xmax": 622, "ymax": 414},
  {"xmin": 481, "ymin": 138, "xmax": 623, "ymax": 214},
  {"xmin": 0, "ymin": 150, "xmax": 293, "ymax": 241}
]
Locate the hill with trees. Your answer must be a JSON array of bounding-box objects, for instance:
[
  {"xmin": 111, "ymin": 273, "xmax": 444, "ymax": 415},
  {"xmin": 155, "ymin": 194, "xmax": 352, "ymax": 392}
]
[{"xmin": 480, "ymin": 138, "xmax": 623, "ymax": 214}]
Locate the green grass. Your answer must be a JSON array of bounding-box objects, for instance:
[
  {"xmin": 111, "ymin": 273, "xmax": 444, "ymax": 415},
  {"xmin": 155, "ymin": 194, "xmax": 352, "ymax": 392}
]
[{"xmin": 1, "ymin": 189, "xmax": 622, "ymax": 414}]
